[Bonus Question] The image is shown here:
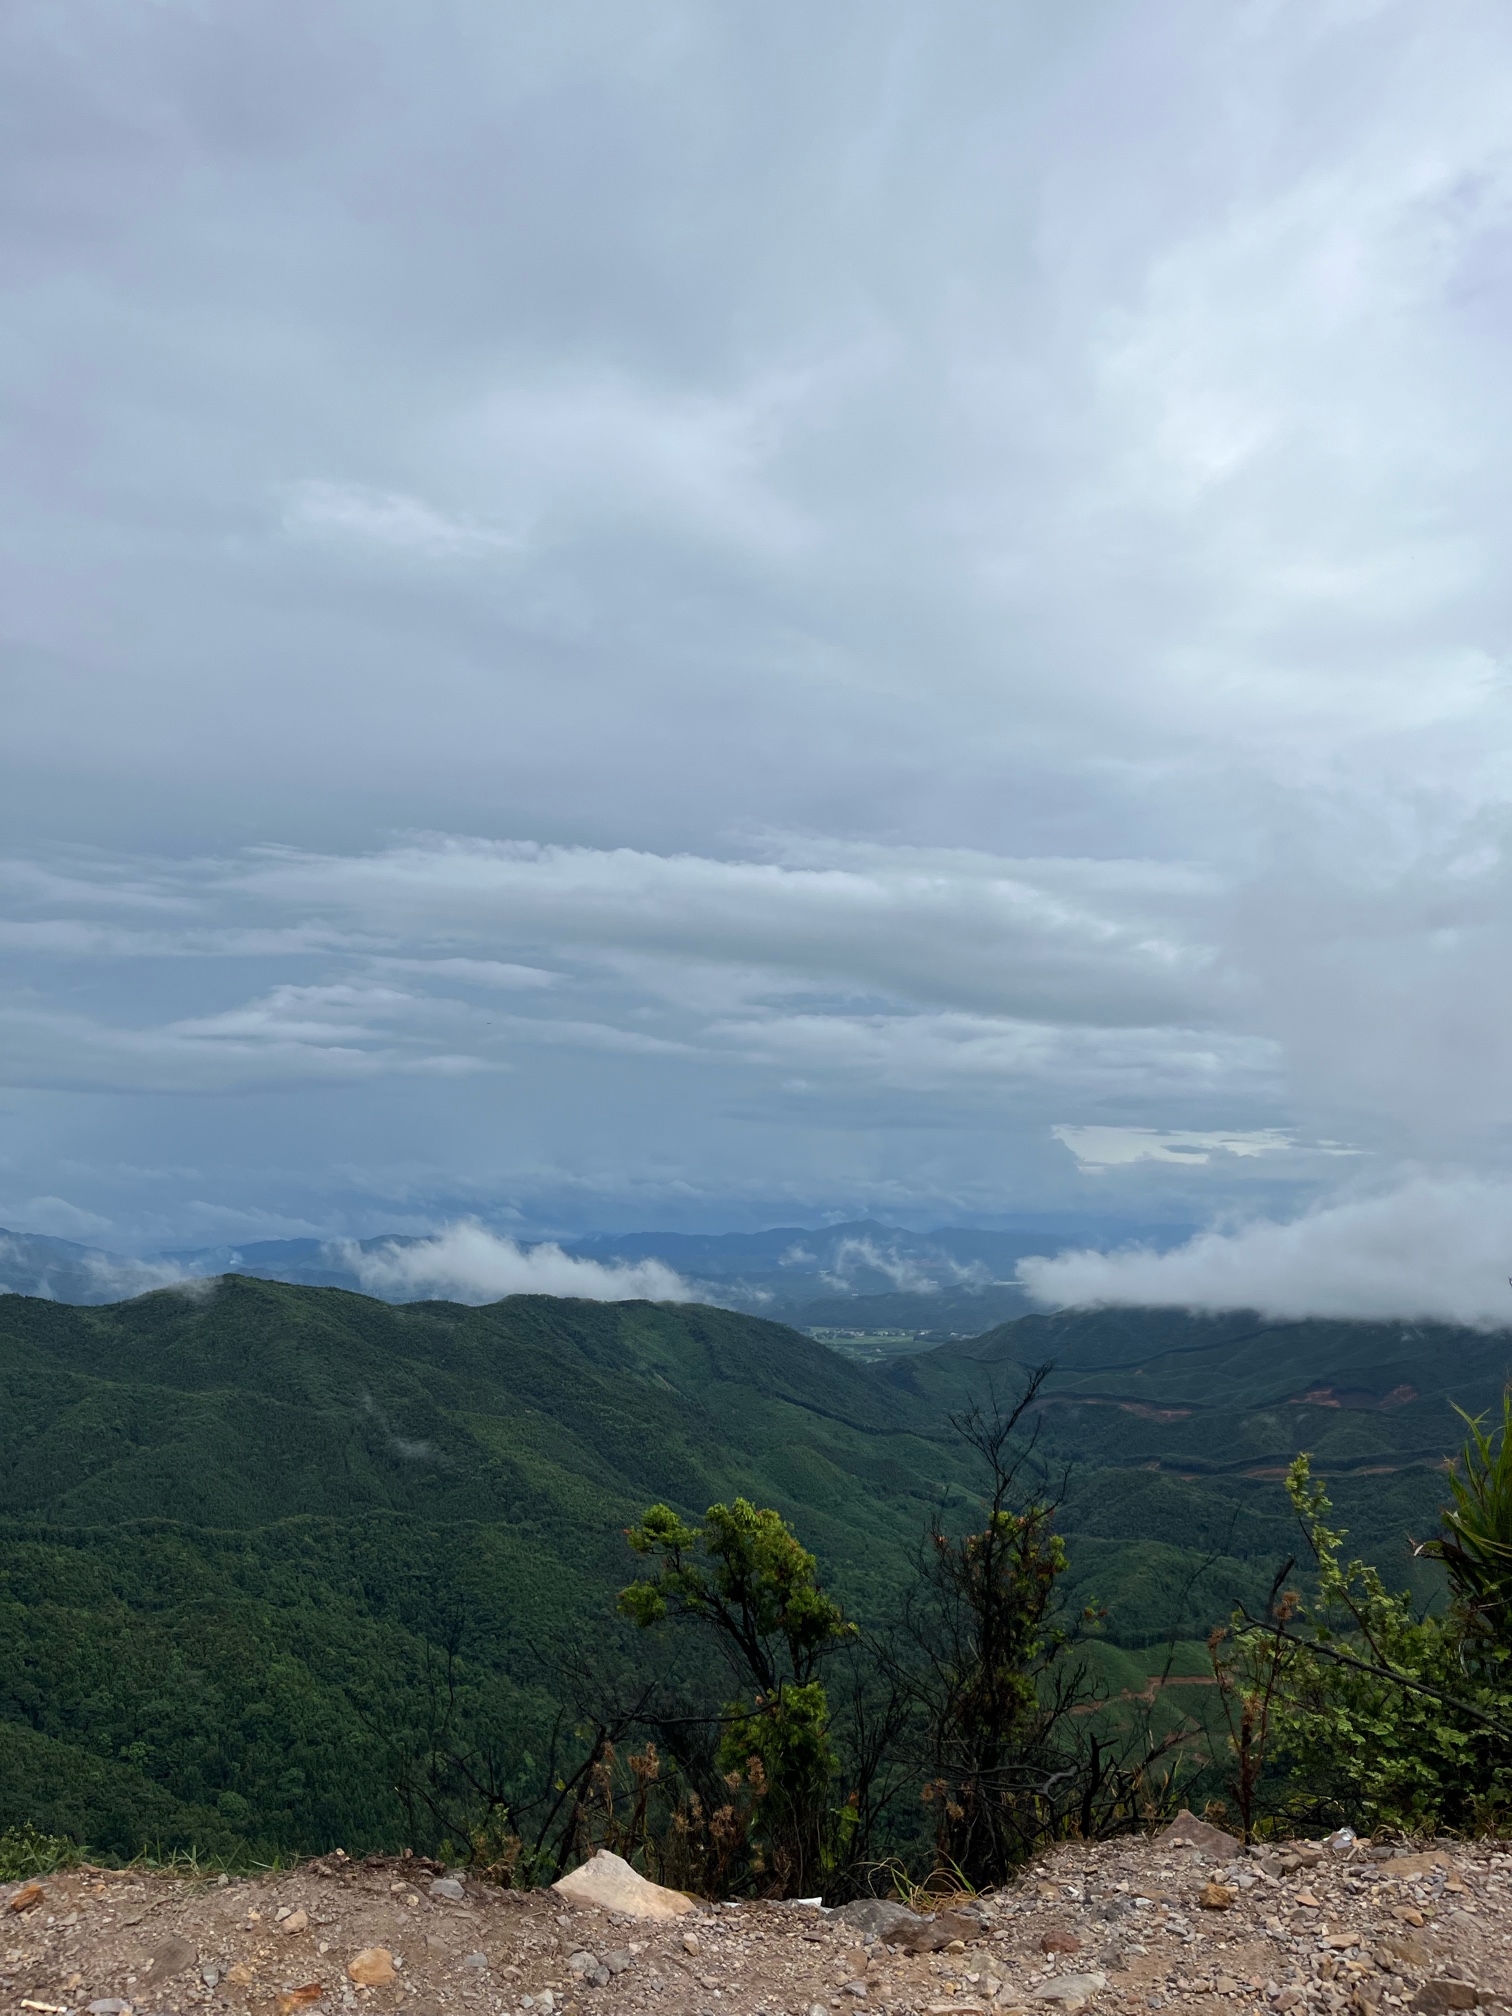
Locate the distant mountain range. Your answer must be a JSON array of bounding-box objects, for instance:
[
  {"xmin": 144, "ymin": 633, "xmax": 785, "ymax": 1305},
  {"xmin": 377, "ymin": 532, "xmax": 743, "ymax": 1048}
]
[{"xmin": 0, "ymin": 1215, "xmax": 1193, "ymax": 1334}]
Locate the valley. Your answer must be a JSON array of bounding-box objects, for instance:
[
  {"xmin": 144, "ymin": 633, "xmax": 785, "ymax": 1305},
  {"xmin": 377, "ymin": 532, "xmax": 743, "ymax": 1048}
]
[{"xmin": 0, "ymin": 1279, "xmax": 1504, "ymax": 1862}]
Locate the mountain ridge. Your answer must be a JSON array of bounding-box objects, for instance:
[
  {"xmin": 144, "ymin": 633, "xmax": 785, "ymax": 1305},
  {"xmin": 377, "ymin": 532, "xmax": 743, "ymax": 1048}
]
[{"xmin": 0, "ymin": 1278, "xmax": 1500, "ymax": 1860}]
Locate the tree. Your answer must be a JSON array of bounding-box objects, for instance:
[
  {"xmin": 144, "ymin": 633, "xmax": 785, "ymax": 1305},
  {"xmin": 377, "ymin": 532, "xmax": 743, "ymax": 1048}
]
[
  {"xmin": 619, "ymin": 1499, "xmax": 855, "ymax": 1893},
  {"xmin": 895, "ymin": 1370, "xmax": 1078, "ymax": 1886},
  {"xmin": 879, "ymin": 1367, "xmax": 1196, "ymax": 1884}
]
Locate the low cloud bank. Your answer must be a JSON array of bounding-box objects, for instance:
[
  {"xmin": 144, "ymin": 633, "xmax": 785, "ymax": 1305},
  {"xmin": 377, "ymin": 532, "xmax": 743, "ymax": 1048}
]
[
  {"xmin": 0, "ymin": 1234, "xmax": 213, "ymax": 1304},
  {"xmin": 82, "ymin": 1251, "xmax": 213, "ymax": 1299},
  {"xmin": 335, "ymin": 1221, "xmax": 694, "ymax": 1305},
  {"xmin": 819, "ymin": 1234, "xmax": 990, "ymax": 1295},
  {"xmin": 1017, "ymin": 1179, "xmax": 1512, "ymax": 1328}
]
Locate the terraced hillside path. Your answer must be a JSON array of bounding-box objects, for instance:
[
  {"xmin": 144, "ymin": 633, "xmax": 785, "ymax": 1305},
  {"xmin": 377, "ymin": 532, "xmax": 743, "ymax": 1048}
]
[{"xmin": 4, "ymin": 1821, "xmax": 1511, "ymax": 2016}]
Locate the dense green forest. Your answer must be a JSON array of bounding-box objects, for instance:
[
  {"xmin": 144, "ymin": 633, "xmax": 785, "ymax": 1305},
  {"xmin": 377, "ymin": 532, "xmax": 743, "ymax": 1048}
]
[{"xmin": 1, "ymin": 1278, "xmax": 1505, "ymax": 1862}]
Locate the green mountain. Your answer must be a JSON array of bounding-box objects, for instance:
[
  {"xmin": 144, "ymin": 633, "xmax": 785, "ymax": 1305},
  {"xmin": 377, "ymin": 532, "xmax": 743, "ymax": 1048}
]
[
  {"xmin": 902, "ymin": 1306, "xmax": 1512, "ymax": 1643},
  {"xmin": 2, "ymin": 1279, "xmax": 1505, "ymax": 1863},
  {"xmin": 0, "ymin": 1278, "xmax": 976, "ymax": 1859}
]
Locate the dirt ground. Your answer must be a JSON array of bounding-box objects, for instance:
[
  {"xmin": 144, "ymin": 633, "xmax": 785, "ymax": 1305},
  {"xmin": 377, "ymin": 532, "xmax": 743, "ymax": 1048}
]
[{"xmin": 5, "ymin": 1823, "xmax": 1512, "ymax": 2016}]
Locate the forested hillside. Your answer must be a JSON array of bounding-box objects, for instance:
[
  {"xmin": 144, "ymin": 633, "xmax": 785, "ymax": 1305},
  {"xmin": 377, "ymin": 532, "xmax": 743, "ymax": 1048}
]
[
  {"xmin": 0, "ymin": 1280, "xmax": 976, "ymax": 1860},
  {"xmin": 2, "ymin": 1279, "xmax": 1507, "ymax": 1863},
  {"xmin": 906, "ymin": 1304, "xmax": 1512, "ymax": 1634}
]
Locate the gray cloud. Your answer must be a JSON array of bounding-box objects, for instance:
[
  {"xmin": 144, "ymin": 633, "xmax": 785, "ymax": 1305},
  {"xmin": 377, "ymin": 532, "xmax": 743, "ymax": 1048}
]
[{"xmin": 3, "ymin": 2, "xmax": 1512, "ymax": 1290}]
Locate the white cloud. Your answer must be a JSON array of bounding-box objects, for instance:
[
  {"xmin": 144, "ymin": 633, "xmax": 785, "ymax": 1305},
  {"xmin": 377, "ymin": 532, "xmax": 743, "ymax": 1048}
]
[
  {"xmin": 0, "ymin": 987, "xmax": 494, "ymax": 1093},
  {"xmin": 232, "ymin": 836, "xmax": 1218, "ymax": 1025},
  {"xmin": 0, "ymin": 1228, "xmax": 207, "ymax": 1302},
  {"xmin": 819, "ymin": 1234, "xmax": 987, "ymax": 1295},
  {"xmin": 369, "ymin": 957, "xmax": 560, "ymax": 990},
  {"xmin": 718, "ymin": 1008, "xmax": 1276, "ymax": 1103},
  {"xmin": 9, "ymin": 1195, "xmax": 117, "ymax": 1240},
  {"xmin": 336, "ymin": 1221, "xmax": 693, "ymax": 1305},
  {"xmin": 1052, "ymin": 1125, "xmax": 1303, "ymax": 1168},
  {"xmin": 1018, "ymin": 1177, "xmax": 1512, "ymax": 1327},
  {"xmin": 85, "ymin": 1252, "xmax": 211, "ymax": 1298},
  {"xmin": 284, "ymin": 482, "xmax": 521, "ymax": 559}
]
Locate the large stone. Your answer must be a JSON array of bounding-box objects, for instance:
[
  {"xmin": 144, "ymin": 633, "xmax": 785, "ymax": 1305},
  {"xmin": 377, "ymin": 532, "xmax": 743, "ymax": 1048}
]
[
  {"xmin": 144, "ymin": 1936, "xmax": 198, "ymax": 1980},
  {"xmin": 1156, "ymin": 1809, "xmax": 1239, "ymax": 1856},
  {"xmin": 1411, "ymin": 1984, "xmax": 1477, "ymax": 2013},
  {"xmin": 1032, "ymin": 1972, "xmax": 1108, "ymax": 2009},
  {"xmin": 827, "ymin": 1900, "xmax": 934, "ymax": 1942},
  {"xmin": 901, "ymin": 1910, "xmax": 982, "ymax": 1954},
  {"xmin": 552, "ymin": 1849, "xmax": 694, "ymax": 1921},
  {"xmin": 348, "ymin": 1948, "xmax": 397, "ymax": 1986},
  {"xmin": 1382, "ymin": 1939, "xmax": 1431, "ymax": 1972},
  {"xmin": 430, "ymin": 1878, "xmax": 465, "ymax": 1902}
]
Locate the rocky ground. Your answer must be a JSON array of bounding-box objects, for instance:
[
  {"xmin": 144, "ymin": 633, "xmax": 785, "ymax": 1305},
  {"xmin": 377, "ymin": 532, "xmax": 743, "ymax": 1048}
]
[{"xmin": 5, "ymin": 1816, "xmax": 1511, "ymax": 2016}]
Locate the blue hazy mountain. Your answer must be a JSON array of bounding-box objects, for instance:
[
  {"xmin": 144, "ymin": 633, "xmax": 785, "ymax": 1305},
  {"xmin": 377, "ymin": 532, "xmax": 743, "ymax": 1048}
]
[{"xmin": 0, "ymin": 1215, "xmax": 1192, "ymax": 1328}]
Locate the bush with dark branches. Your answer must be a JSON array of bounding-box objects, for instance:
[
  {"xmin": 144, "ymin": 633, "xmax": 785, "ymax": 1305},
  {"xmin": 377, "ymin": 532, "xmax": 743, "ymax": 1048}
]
[{"xmin": 885, "ymin": 1368, "xmax": 1194, "ymax": 1888}]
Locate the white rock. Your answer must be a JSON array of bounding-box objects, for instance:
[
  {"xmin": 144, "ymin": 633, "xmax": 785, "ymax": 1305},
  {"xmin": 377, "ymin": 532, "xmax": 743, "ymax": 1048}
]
[
  {"xmin": 552, "ymin": 1850, "xmax": 695, "ymax": 1921},
  {"xmin": 1032, "ymin": 1972, "xmax": 1108, "ymax": 2007}
]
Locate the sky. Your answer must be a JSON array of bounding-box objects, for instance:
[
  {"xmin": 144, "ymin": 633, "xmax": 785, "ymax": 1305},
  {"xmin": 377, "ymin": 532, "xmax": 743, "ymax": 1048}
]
[{"xmin": 6, "ymin": 1, "xmax": 1512, "ymax": 1318}]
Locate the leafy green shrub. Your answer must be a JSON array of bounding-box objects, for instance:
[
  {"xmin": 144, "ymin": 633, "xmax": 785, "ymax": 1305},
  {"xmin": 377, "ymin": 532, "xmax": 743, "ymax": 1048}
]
[
  {"xmin": 1228, "ymin": 1453, "xmax": 1512, "ymax": 1834},
  {"xmin": 1422, "ymin": 1391, "xmax": 1512, "ymax": 1666}
]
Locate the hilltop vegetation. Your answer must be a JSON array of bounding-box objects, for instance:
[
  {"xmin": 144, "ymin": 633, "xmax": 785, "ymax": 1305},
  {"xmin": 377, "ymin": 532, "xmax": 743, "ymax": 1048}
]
[{"xmin": 2, "ymin": 1278, "xmax": 1509, "ymax": 1865}]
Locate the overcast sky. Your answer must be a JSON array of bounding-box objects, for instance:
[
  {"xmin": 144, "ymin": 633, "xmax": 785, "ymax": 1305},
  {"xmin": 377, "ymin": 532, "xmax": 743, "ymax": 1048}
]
[{"xmin": 6, "ymin": 2, "xmax": 1512, "ymax": 1310}]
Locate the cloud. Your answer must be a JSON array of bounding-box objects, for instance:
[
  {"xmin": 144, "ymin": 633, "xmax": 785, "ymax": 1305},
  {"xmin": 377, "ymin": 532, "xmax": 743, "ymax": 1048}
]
[
  {"xmin": 0, "ymin": 1231, "xmax": 209, "ymax": 1303},
  {"xmin": 461, "ymin": 366, "xmax": 820, "ymax": 556},
  {"xmin": 237, "ymin": 837, "xmax": 1218, "ymax": 1027},
  {"xmin": 359, "ymin": 1392, "xmax": 435, "ymax": 1462},
  {"xmin": 10, "ymin": 1195, "xmax": 117, "ymax": 1240},
  {"xmin": 335, "ymin": 1221, "xmax": 695, "ymax": 1304},
  {"xmin": 8, "ymin": 6, "xmax": 1512, "ymax": 1248},
  {"xmin": 0, "ymin": 836, "xmax": 1246, "ymax": 1109},
  {"xmin": 1018, "ymin": 1178, "xmax": 1512, "ymax": 1328},
  {"xmin": 819, "ymin": 1234, "xmax": 988, "ymax": 1295},
  {"xmin": 81, "ymin": 1251, "xmax": 209, "ymax": 1297},
  {"xmin": 719, "ymin": 1008, "xmax": 1277, "ymax": 1106},
  {"xmin": 369, "ymin": 957, "xmax": 560, "ymax": 990},
  {"xmin": 1052, "ymin": 1126, "xmax": 1306, "ymax": 1169},
  {"xmin": 284, "ymin": 482, "xmax": 522, "ymax": 559},
  {"xmin": 0, "ymin": 990, "xmax": 493, "ymax": 1093}
]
